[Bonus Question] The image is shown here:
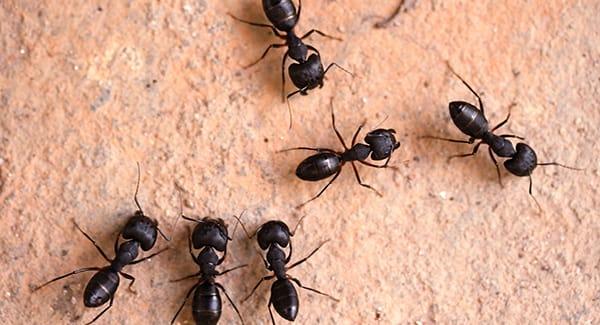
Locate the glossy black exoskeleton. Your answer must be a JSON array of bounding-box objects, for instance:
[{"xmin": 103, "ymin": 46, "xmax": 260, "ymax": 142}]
[
  {"xmin": 234, "ymin": 216, "xmax": 337, "ymax": 324},
  {"xmin": 280, "ymin": 100, "xmax": 400, "ymax": 207},
  {"xmin": 229, "ymin": 0, "xmax": 351, "ymax": 126},
  {"xmin": 502, "ymin": 142, "xmax": 580, "ymax": 210},
  {"xmin": 170, "ymin": 215, "xmax": 246, "ymax": 325},
  {"xmin": 32, "ymin": 164, "xmax": 169, "ymax": 324},
  {"xmin": 421, "ymin": 66, "xmax": 526, "ymax": 186}
]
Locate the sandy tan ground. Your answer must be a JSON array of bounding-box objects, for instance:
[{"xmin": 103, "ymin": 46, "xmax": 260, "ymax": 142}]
[{"xmin": 1, "ymin": 0, "xmax": 599, "ymax": 324}]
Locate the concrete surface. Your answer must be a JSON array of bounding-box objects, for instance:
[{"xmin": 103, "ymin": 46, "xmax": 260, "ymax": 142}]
[{"xmin": 1, "ymin": 0, "xmax": 599, "ymax": 324}]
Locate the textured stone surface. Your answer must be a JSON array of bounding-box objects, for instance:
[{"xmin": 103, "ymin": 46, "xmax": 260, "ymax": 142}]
[{"xmin": 1, "ymin": 0, "xmax": 599, "ymax": 324}]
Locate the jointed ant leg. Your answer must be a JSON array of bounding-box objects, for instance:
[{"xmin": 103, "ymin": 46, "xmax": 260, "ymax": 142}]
[
  {"xmin": 227, "ymin": 13, "xmax": 284, "ymax": 38},
  {"xmin": 277, "ymin": 147, "xmax": 337, "ymax": 154},
  {"xmin": 170, "ymin": 283, "xmax": 200, "ymax": 325},
  {"xmin": 350, "ymin": 123, "xmax": 365, "ymax": 147},
  {"xmin": 268, "ymin": 300, "xmax": 276, "ymax": 325},
  {"xmin": 448, "ymin": 141, "xmax": 482, "ymax": 161},
  {"xmin": 216, "ymin": 283, "xmax": 245, "ymax": 325},
  {"xmin": 357, "ymin": 159, "xmax": 398, "ymax": 170},
  {"xmin": 170, "ymin": 272, "xmax": 201, "ymax": 283},
  {"xmin": 243, "ymin": 275, "xmax": 275, "ymax": 302},
  {"xmin": 488, "ymin": 147, "xmax": 503, "ymax": 187},
  {"xmin": 244, "ymin": 43, "xmax": 287, "ymax": 69},
  {"xmin": 74, "ymin": 222, "xmax": 111, "ymax": 263},
  {"xmin": 290, "ymin": 277, "xmax": 339, "ymax": 302},
  {"xmin": 351, "ymin": 162, "xmax": 383, "ymax": 197},
  {"xmin": 419, "ymin": 135, "xmax": 474, "ymax": 144},
  {"xmin": 219, "ymin": 264, "xmax": 248, "ymax": 276},
  {"xmin": 85, "ymin": 295, "xmax": 114, "ymax": 325},
  {"xmin": 500, "ymin": 134, "xmax": 525, "ymax": 140},
  {"xmin": 301, "ymin": 29, "xmax": 342, "ymax": 41},
  {"xmin": 446, "ymin": 63, "xmax": 485, "ymax": 115},
  {"xmin": 286, "ymin": 86, "xmax": 309, "ymax": 129},
  {"xmin": 133, "ymin": 162, "xmax": 145, "ymax": 213},
  {"xmin": 285, "ymin": 240, "xmax": 294, "ymax": 264},
  {"xmin": 33, "ymin": 267, "xmax": 101, "ymax": 291},
  {"xmin": 288, "ymin": 240, "xmax": 330, "ymax": 270},
  {"xmin": 120, "ymin": 272, "xmax": 136, "ymax": 293},
  {"xmin": 491, "ymin": 108, "xmax": 513, "ymax": 132},
  {"xmin": 296, "ymin": 170, "xmax": 342, "ymax": 209},
  {"xmin": 330, "ymin": 98, "xmax": 348, "ymax": 150}
]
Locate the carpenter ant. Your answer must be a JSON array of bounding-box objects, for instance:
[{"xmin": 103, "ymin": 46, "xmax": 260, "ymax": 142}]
[
  {"xmin": 229, "ymin": 0, "xmax": 351, "ymax": 126},
  {"xmin": 170, "ymin": 214, "xmax": 246, "ymax": 325},
  {"xmin": 422, "ymin": 67, "xmax": 580, "ymax": 209},
  {"xmin": 280, "ymin": 99, "xmax": 400, "ymax": 208},
  {"xmin": 32, "ymin": 165, "xmax": 169, "ymax": 324},
  {"xmin": 420, "ymin": 66, "xmax": 526, "ymax": 186},
  {"xmin": 501, "ymin": 142, "xmax": 581, "ymax": 210},
  {"xmin": 233, "ymin": 215, "xmax": 337, "ymax": 324}
]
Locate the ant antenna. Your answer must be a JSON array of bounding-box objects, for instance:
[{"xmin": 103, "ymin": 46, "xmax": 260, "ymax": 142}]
[
  {"xmin": 134, "ymin": 162, "xmax": 143, "ymax": 213},
  {"xmin": 231, "ymin": 213, "xmax": 255, "ymax": 239},
  {"xmin": 290, "ymin": 215, "xmax": 307, "ymax": 236},
  {"xmin": 528, "ymin": 174, "xmax": 543, "ymax": 214},
  {"xmin": 537, "ymin": 162, "xmax": 583, "ymax": 171},
  {"xmin": 230, "ymin": 210, "xmax": 246, "ymax": 239},
  {"xmin": 372, "ymin": 113, "xmax": 389, "ymax": 129},
  {"xmin": 286, "ymin": 97, "xmax": 295, "ymax": 130}
]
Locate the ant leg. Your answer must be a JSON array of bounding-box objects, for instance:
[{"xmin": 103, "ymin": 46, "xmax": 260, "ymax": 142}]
[
  {"xmin": 227, "ymin": 13, "xmax": 284, "ymax": 38},
  {"xmin": 73, "ymin": 222, "xmax": 111, "ymax": 262},
  {"xmin": 324, "ymin": 62, "xmax": 354, "ymax": 77},
  {"xmin": 296, "ymin": 170, "xmax": 342, "ymax": 209},
  {"xmin": 33, "ymin": 267, "xmax": 101, "ymax": 292},
  {"xmin": 288, "ymin": 240, "xmax": 330, "ymax": 270},
  {"xmin": 113, "ymin": 231, "xmax": 120, "ymax": 257},
  {"xmin": 281, "ymin": 50, "xmax": 289, "ymax": 102},
  {"xmin": 277, "ymin": 147, "xmax": 337, "ymax": 153},
  {"xmin": 217, "ymin": 246, "xmax": 228, "ymax": 265},
  {"xmin": 491, "ymin": 107, "xmax": 514, "ymax": 132},
  {"xmin": 374, "ymin": 0, "xmax": 406, "ymax": 28},
  {"xmin": 350, "ymin": 162, "xmax": 383, "ymax": 197},
  {"xmin": 285, "ymin": 240, "xmax": 294, "ymax": 264},
  {"xmin": 301, "ymin": 29, "xmax": 342, "ymax": 41},
  {"xmin": 268, "ymin": 300, "xmax": 276, "ymax": 325},
  {"xmin": 170, "ymin": 282, "xmax": 200, "ymax": 325},
  {"xmin": 488, "ymin": 147, "xmax": 503, "ymax": 187},
  {"xmin": 289, "ymin": 278, "xmax": 339, "ymax": 302},
  {"xmin": 528, "ymin": 174, "xmax": 542, "ymax": 212},
  {"xmin": 85, "ymin": 295, "xmax": 114, "ymax": 325},
  {"xmin": 445, "ymin": 63, "xmax": 485, "ymax": 116},
  {"xmin": 538, "ymin": 162, "xmax": 582, "ymax": 171},
  {"xmin": 330, "ymin": 98, "xmax": 348, "ymax": 150},
  {"xmin": 170, "ymin": 272, "xmax": 201, "ymax": 283},
  {"xmin": 243, "ymin": 275, "xmax": 275, "ymax": 302},
  {"xmin": 129, "ymin": 247, "xmax": 168, "ymax": 265},
  {"xmin": 447, "ymin": 141, "xmax": 482, "ymax": 161},
  {"xmin": 500, "ymin": 134, "xmax": 525, "ymax": 140},
  {"xmin": 219, "ymin": 264, "xmax": 248, "ymax": 276},
  {"xmin": 357, "ymin": 159, "xmax": 399, "ymax": 171},
  {"xmin": 244, "ymin": 43, "xmax": 287, "ymax": 69},
  {"xmin": 419, "ymin": 135, "xmax": 474, "ymax": 144},
  {"xmin": 216, "ymin": 283, "xmax": 245, "ymax": 325},
  {"xmin": 296, "ymin": 0, "xmax": 302, "ymax": 21},
  {"xmin": 120, "ymin": 272, "xmax": 137, "ymax": 293}
]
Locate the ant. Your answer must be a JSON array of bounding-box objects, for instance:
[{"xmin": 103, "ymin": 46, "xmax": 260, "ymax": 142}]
[
  {"xmin": 279, "ymin": 99, "xmax": 401, "ymax": 208},
  {"xmin": 33, "ymin": 164, "xmax": 170, "ymax": 324},
  {"xmin": 170, "ymin": 213, "xmax": 246, "ymax": 325},
  {"xmin": 422, "ymin": 67, "xmax": 580, "ymax": 209},
  {"xmin": 229, "ymin": 0, "xmax": 351, "ymax": 127},
  {"xmin": 233, "ymin": 215, "xmax": 338, "ymax": 324}
]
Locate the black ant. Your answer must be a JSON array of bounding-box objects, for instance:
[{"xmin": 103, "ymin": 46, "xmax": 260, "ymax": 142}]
[
  {"xmin": 279, "ymin": 99, "xmax": 401, "ymax": 208},
  {"xmin": 422, "ymin": 67, "xmax": 580, "ymax": 209},
  {"xmin": 229, "ymin": 0, "xmax": 351, "ymax": 127},
  {"xmin": 32, "ymin": 164, "xmax": 169, "ymax": 324},
  {"xmin": 170, "ymin": 213, "xmax": 246, "ymax": 325},
  {"xmin": 234, "ymin": 215, "xmax": 338, "ymax": 324}
]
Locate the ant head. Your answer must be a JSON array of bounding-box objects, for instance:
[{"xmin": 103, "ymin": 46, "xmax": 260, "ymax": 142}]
[
  {"xmin": 288, "ymin": 53, "xmax": 324, "ymax": 90},
  {"xmin": 365, "ymin": 129, "xmax": 400, "ymax": 160},
  {"xmin": 190, "ymin": 217, "xmax": 230, "ymax": 252},
  {"xmin": 256, "ymin": 220, "xmax": 291, "ymax": 250},
  {"xmin": 504, "ymin": 142, "xmax": 537, "ymax": 177},
  {"xmin": 122, "ymin": 214, "xmax": 158, "ymax": 251},
  {"xmin": 485, "ymin": 134, "xmax": 516, "ymax": 158}
]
